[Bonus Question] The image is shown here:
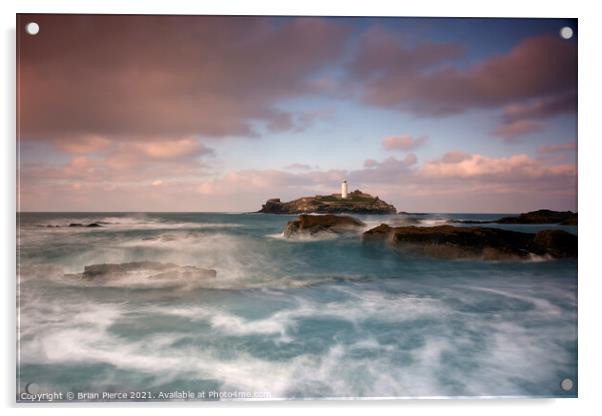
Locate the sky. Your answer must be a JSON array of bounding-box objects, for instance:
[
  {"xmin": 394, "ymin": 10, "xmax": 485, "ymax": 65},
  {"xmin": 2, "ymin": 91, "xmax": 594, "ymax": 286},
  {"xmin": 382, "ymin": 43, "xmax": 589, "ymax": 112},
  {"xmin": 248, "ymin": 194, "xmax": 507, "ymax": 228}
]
[{"xmin": 17, "ymin": 14, "xmax": 577, "ymax": 213}]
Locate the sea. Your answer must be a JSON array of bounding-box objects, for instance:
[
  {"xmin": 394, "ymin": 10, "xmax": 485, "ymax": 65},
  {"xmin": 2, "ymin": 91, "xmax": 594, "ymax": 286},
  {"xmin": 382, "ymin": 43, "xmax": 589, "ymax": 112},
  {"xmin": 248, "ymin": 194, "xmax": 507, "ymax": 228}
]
[{"xmin": 16, "ymin": 212, "xmax": 578, "ymax": 400}]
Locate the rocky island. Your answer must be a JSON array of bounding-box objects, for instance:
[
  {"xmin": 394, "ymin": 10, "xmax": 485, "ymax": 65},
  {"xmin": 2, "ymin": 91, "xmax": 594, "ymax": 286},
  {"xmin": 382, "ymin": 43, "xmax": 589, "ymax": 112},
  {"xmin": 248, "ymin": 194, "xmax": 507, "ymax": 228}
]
[{"xmin": 259, "ymin": 190, "xmax": 396, "ymax": 214}]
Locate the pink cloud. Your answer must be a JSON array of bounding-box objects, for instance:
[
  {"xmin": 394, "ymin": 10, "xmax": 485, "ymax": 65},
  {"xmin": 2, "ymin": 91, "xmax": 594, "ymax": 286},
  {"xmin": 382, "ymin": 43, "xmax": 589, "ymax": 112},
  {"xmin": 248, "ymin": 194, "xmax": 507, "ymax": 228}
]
[
  {"xmin": 440, "ymin": 151, "xmax": 471, "ymax": 164},
  {"xmin": 350, "ymin": 33, "xmax": 576, "ymax": 116},
  {"xmin": 491, "ymin": 120, "xmax": 545, "ymax": 141},
  {"xmin": 421, "ymin": 153, "xmax": 576, "ymax": 180},
  {"xmin": 502, "ymin": 91, "xmax": 577, "ymax": 124},
  {"xmin": 18, "ymin": 15, "xmax": 350, "ymax": 142},
  {"xmin": 53, "ymin": 135, "xmax": 112, "ymax": 154},
  {"xmin": 130, "ymin": 138, "xmax": 211, "ymax": 159},
  {"xmin": 382, "ymin": 135, "xmax": 427, "ymax": 151},
  {"xmin": 538, "ymin": 142, "xmax": 577, "ymax": 154},
  {"xmin": 491, "ymin": 91, "xmax": 577, "ymax": 140}
]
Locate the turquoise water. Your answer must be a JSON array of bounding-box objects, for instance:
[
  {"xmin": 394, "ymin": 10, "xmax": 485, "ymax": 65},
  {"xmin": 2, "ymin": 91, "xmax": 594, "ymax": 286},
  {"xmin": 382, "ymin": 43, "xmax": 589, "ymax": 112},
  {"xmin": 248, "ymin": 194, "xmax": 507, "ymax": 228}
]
[{"xmin": 17, "ymin": 212, "xmax": 577, "ymax": 400}]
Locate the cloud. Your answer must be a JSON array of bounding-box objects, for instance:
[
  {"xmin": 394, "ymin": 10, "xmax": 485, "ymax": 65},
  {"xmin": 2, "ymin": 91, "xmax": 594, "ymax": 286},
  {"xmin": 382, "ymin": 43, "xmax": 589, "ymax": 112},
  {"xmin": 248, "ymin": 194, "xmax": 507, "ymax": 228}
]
[
  {"xmin": 382, "ymin": 134, "xmax": 427, "ymax": 151},
  {"xmin": 501, "ymin": 91, "xmax": 577, "ymax": 124},
  {"xmin": 294, "ymin": 107, "xmax": 336, "ymax": 132},
  {"xmin": 440, "ymin": 151, "xmax": 471, "ymax": 164},
  {"xmin": 491, "ymin": 91, "xmax": 577, "ymax": 140},
  {"xmin": 491, "ymin": 120, "xmax": 545, "ymax": 141},
  {"xmin": 129, "ymin": 138, "xmax": 212, "ymax": 159},
  {"xmin": 349, "ymin": 33, "xmax": 577, "ymax": 116},
  {"xmin": 20, "ymin": 137, "xmax": 215, "ymax": 193},
  {"xmin": 349, "ymin": 27, "xmax": 465, "ymax": 82},
  {"xmin": 363, "ymin": 154, "xmax": 418, "ymax": 170},
  {"xmin": 53, "ymin": 135, "xmax": 112, "ymax": 154},
  {"xmin": 421, "ymin": 152, "xmax": 575, "ymax": 180},
  {"xmin": 354, "ymin": 154, "xmax": 418, "ymax": 184},
  {"xmin": 285, "ymin": 163, "xmax": 314, "ymax": 171},
  {"xmin": 538, "ymin": 142, "xmax": 577, "ymax": 154},
  {"xmin": 18, "ymin": 15, "xmax": 350, "ymax": 142}
]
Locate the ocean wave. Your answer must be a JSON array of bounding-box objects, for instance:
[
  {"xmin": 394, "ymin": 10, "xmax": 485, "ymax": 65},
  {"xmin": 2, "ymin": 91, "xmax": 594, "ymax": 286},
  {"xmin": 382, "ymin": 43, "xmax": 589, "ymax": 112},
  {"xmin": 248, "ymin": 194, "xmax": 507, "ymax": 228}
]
[
  {"xmin": 31, "ymin": 215, "xmax": 243, "ymax": 231},
  {"xmin": 18, "ymin": 282, "xmax": 576, "ymax": 397},
  {"xmin": 17, "ymin": 213, "xmax": 578, "ymax": 398}
]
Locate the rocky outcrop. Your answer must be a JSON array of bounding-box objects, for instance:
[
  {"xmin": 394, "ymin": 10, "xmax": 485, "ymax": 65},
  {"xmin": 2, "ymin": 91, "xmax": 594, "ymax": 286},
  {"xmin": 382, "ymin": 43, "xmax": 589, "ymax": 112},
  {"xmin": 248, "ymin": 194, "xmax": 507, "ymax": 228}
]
[
  {"xmin": 283, "ymin": 214, "xmax": 365, "ymax": 238},
  {"xmin": 532, "ymin": 229, "xmax": 578, "ymax": 257},
  {"xmin": 450, "ymin": 209, "xmax": 578, "ymax": 225},
  {"xmin": 259, "ymin": 190, "xmax": 396, "ymax": 214},
  {"xmin": 363, "ymin": 224, "xmax": 577, "ymax": 260},
  {"xmin": 75, "ymin": 261, "xmax": 217, "ymax": 280},
  {"xmin": 496, "ymin": 210, "xmax": 577, "ymax": 225}
]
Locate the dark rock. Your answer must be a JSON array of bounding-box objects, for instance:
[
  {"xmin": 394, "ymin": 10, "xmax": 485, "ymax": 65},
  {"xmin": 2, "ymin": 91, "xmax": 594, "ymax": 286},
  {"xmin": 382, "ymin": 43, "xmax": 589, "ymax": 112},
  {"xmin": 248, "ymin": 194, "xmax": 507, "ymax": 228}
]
[
  {"xmin": 283, "ymin": 214, "xmax": 365, "ymax": 238},
  {"xmin": 259, "ymin": 190, "xmax": 396, "ymax": 214},
  {"xmin": 68, "ymin": 222, "xmax": 102, "ymax": 227},
  {"xmin": 363, "ymin": 224, "xmax": 394, "ymax": 239},
  {"xmin": 532, "ymin": 230, "xmax": 578, "ymax": 258},
  {"xmin": 496, "ymin": 209, "xmax": 577, "ymax": 225},
  {"xmin": 79, "ymin": 261, "xmax": 216, "ymax": 280},
  {"xmin": 560, "ymin": 216, "xmax": 578, "ymax": 225},
  {"xmin": 363, "ymin": 224, "xmax": 577, "ymax": 260},
  {"xmin": 449, "ymin": 210, "xmax": 578, "ymax": 225}
]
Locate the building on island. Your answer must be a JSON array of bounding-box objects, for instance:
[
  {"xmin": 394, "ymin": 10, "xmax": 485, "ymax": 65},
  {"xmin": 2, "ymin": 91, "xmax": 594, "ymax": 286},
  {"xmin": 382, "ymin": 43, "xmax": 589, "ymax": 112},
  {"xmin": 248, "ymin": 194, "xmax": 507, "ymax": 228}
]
[{"xmin": 341, "ymin": 180, "xmax": 348, "ymax": 199}]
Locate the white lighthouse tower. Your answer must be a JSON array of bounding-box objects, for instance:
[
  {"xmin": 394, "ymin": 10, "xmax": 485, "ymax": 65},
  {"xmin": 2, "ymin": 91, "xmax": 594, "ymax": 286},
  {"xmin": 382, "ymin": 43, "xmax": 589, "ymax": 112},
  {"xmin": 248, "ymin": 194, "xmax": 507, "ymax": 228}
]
[{"xmin": 341, "ymin": 180, "xmax": 348, "ymax": 199}]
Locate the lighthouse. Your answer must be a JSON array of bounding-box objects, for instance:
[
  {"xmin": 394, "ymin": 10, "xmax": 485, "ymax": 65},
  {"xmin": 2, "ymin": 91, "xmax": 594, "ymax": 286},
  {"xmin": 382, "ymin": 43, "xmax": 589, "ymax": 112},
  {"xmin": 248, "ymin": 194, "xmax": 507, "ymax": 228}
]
[{"xmin": 341, "ymin": 180, "xmax": 348, "ymax": 199}]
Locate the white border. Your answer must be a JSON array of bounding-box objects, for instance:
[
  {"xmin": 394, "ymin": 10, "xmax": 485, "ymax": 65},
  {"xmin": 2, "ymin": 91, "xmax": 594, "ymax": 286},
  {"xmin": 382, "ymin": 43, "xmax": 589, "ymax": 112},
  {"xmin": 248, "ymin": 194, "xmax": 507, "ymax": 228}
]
[{"xmin": 3, "ymin": 1, "xmax": 601, "ymax": 415}]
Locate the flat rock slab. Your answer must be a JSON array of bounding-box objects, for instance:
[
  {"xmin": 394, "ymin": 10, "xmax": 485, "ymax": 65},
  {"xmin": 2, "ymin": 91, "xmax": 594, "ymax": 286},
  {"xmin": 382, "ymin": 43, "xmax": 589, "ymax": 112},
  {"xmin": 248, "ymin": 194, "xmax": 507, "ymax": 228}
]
[{"xmin": 74, "ymin": 261, "xmax": 217, "ymax": 280}]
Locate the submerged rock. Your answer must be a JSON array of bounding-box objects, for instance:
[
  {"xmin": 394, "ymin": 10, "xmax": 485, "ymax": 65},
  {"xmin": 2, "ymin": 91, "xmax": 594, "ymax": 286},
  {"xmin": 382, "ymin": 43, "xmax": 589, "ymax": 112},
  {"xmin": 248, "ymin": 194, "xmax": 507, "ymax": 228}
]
[
  {"xmin": 283, "ymin": 214, "xmax": 365, "ymax": 238},
  {"xmin": 259, "ymin": 190, "xmax": 396, "ymax": 214},
  {"xmin": 363, "ymin": 224, "xmax": 577, "ymax": 260},
  {"xmin": 78, "ymin": 261, "xmax": 216, "ymax": 280}
]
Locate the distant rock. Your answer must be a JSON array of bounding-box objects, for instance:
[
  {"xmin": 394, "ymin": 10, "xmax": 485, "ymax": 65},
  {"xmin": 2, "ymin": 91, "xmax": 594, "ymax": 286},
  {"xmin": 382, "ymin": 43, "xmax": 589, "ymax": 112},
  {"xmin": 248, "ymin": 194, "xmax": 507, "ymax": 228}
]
[
  {"xmin": 259, "ymin": 190, "xmax": 396, "ymax": 214},
  {"xmin": 68, "ymin": 222, "xmax": 103, "ymax": 227},
  {"xmin": 77, "ymin": 261, "xmax": 217, "ymax": 280},
  {"xmin": 449, "ymin": 209, "xmax": 578, "ymax": 225},
  {"xmin": 283, "ymin": 214, "xmax": 365, "ymax": 238},
  {"xmin": 363, "ymin": 224, "xmax": 577, "ymax": 260},
  {"xmin": 496, "ymin": 209, "xmax": 577, "ymax": 225}
]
